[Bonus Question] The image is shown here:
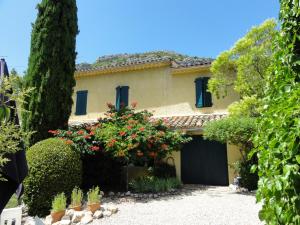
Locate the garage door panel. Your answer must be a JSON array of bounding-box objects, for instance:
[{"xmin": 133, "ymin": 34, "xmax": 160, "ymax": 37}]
[{"xmin": 181, "ymin": 136, "xmax": 228, "ymax": 185}]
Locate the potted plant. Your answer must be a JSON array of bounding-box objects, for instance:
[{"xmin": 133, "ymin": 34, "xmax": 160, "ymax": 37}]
[
  {"xmin": 69, "ymin": 187, "xmax": 83, "ymax": 211},
  {"xmin": 87, "ymin": 186, "xmax": 101, "ymax": 213},
  {"xmin": 51, "ymin": 193, "xmax": 66, "ymax": 223}
]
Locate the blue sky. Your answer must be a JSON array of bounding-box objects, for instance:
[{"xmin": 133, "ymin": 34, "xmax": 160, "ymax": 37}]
[{"xmin": 0, "ymin": 0, "xmax": 279, "ymax": 74}]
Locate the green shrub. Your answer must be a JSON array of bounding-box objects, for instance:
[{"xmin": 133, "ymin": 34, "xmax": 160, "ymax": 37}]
[
  {"xmin": 23, "ymin": 138, "xmax": 82, "ymax": 217},
  {"xmin": 87, "ymin": 186, "xmax": 101, "ymax": 204},
  {"xmin": 70, "ymin": 187, "xmax": 83, "ymax": 207},
  {"xmin": 129, "ymin": 176, "xmax": 182, "ymax": 193},
  {"xmin": 51, "ymin": 193, "xmax": 66, "ymax": 213}
]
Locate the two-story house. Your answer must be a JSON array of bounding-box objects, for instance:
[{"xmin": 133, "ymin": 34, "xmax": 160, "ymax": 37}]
[{"xmin": 70, "ymin": 51, "xmax": 241, "ymax": 186}]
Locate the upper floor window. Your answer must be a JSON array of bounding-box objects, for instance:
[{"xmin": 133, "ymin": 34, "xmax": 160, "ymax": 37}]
[
  {"xmin": 195, "ymin": 77, "xmax": 212, "ymax": 108},
  {"xmin": 116, "ymin": 86, "xmax": 129, "ymax": 110},
  {"xmin": 75, "ymin": 90, "xmax": 88, "ymax": 115}
]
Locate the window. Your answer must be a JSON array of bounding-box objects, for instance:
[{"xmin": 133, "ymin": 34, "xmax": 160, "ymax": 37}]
[
  {"xmin": 195, "ymin": 77, "xmax": 212, "ymax": 108},
  {"xmin": 75, "ymin": 90, "xmax": 88, "ymax": 115},
  {"xmin": 116, "ymin": 86, "xmax": 129, "ymax": 110}
]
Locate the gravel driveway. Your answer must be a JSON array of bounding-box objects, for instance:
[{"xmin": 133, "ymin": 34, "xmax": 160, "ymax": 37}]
[{"xmin": 96, "ymin": 185, "xmax": 262, "ymax": 225}]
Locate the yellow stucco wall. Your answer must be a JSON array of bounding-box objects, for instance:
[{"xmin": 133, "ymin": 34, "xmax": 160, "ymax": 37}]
[
  {"xmin": 168, "ymin": 140, "xmax": 241, "ymax": 184},
  {"xmin": 71, "ymin": 65, "xmax": 242, "ymax": 185},
  {"xmin": 70, "ymin": 66, "xmax": 239, "ymax": 122}
]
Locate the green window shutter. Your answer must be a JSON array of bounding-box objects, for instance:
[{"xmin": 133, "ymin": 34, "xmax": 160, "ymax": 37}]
[
  {"xmin": 203, "ymin": 77, "xmax": 213, "ymax": 107},
  {"xmin": 75, "ymin": 90, "xmax": 88, "ymax": 115},
  {"xmin": 116, "ymin": 86, "xmax": 121, "ymax": 111},
  {"xmin": 195, "ymin": 78, "xmax": 203, "ymax": 108},
  {"xmin": 116, "ymin": 86, "xmax": 129, "ymax": 111},
  {"xmin": 120, "ymin": 86, "xmax": 129, "ymax": 107},
  {"xmin": 195, "ymin": 77, "xmax": 212, "ymax": 108}
]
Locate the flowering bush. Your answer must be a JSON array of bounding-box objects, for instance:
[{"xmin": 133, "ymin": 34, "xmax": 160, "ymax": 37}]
[
  {"xmin": 49, "ymin": 124, "xmax": 102, "ymax": 155},
  {"xmin": 95, "ymin": 102, "xmax": 191, "ymax": 165}
]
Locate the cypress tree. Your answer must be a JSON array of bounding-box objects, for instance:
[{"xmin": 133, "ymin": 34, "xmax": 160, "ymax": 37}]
[{"xmin": 23, "ymin": 0, "xmax": 78, "ymax": 145}]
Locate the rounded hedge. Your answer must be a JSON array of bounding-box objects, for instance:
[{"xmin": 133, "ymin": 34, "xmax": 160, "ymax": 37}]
[{"xmin": 23, "ymin": 138, "xmax": 82, "ymax": 217}]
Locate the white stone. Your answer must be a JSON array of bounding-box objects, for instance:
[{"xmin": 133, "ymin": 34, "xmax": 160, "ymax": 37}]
[
  {"xmin": 153, "ymin": 194, "xmax": 158, "ymax": 198},
  {"xmin": 60, "ymin": 220, "xmax": 71, "ymax": 225},
  {"xmin": 125, "ymin": 191, "xmax": 131, "ymax": 196},
  {"xmin": 52, "ymin": 222, "xmax": 60, "ymax": 225},
  {"xmin": 80, "ymin": 215, "xmax": 93, "ymax": 225},
  {"xmin": 93, "ymin": 210, "xmax": 103, "ymax": 219},
  {"xmin": 103, "ymin": 210, "xmax": 112, "ymax": 217},
  {"xmin": 108, "ymin": 191, "xmax": 114, "ymax": 196},
  {"xmin": 84, "ymin": 211, "xmax": 93, "ymax": 217},
  {"xmin": 24, "ymin": 217, "xmax": 35, "ymax": 225},
  {"xmin": 44, "ymin": 215, "xmax": 53, "ymax": 225},
  {"xmin": 61, "ymin": 215, "xmax": 70, "ymax": 221},
  {"xmin": 71, "ymin": 211, "xmax": 84, "ymax": 223},
  {"xmin": 106, "ymin": 206, "xmax": 118, "ymax": 214},
  {"xmin": 65, "ymin": 209, "xmax": 75, "ymax": 218}
]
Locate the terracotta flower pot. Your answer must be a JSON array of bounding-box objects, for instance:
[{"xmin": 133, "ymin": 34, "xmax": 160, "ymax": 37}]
[
  {"xmin": 69, "ymin": 205, "xmax": 81, "ymax": 211},
  {"xmin": 51, "ymin": 210, "xmax": 65, "ymax": 223},
  {"xmin": 87, "ymin": 203, "xmax": 100, "ymax": 213}
]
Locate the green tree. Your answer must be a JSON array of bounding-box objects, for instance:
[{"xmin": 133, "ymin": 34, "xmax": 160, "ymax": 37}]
[
  {"xmin": 22, "ymin": 0, "xmax": 78, "ymax": 145},
  {"xmin": 254, "ymin": 1, "xmax": 300, "ymax": 224},
  {"xmin": 0, "ymin": 76, "xmax": 32, "ymax": 179},
  {"xmin": 209, "ymin": 19, "xmax": 277, "ymax": 117}
]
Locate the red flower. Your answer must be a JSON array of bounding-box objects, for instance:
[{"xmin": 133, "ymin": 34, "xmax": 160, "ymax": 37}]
[
  {"xmin": 48, "ymin": 130, "xmax": 59, "ymax": 135},
  {"xmin": 90, "ymin": 146, "xmax": 100, "ymax": 151},
  {"xmin": 89, "ymin": 131, "xmax": 95, "ymax": 135},
  {"xmin": 65, "ymin": 140, "xmax": 73, "ymax": 145},
  {"xmin": 108, "ymin": 139, "xmax": 117, "ymax": 147},
  {"xmin": 126, "ymin": 125, "xmax": 132, "ymax": 130},
  {"xmin": 161, "ymin": 144, "xmax": 168, "ymax": 150},
  {"xmin": 139, "ymin": 127, "xmax": 145, "ymax": 132},
  {"xmin": 131, "ymin": 101, "xmax": 138, "ymax": 108},
  {"xmin": 149, "ymin": 151, "xmax": 157, "ymax": 158},
  {"xmin": 136, "ymin": 151, "xmax": 143, "ymax": 157},
  {"xmin": 84, "ymin": 135, "xmax": 91, "ymax": 139},
  {"xmin": 131, "ymin": 133, "xmax": 137, "ymax": 139},
  {"xmin": 119, "ymin": 131, "xmax": 126, "ymax": 136},
  {"xmin": 77, "ymin": 130, "xmax": 84, "ymax": 135},
  {"xmin": 66, "ymin": 131, "xmax": 72, "ymax": 135}
]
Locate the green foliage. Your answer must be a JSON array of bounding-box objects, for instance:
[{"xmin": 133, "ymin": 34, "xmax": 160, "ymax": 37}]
[
  {"xmin": 87, "ymin": 186, "xmax": 101, "ymax": 204},
  {"xmin": 70, "ymin": 187, "xmax": 83, "ymax": 207},
  {"xmin": 23, "ymin": 138, "xmax": 82, "ymax": 217},
  {"xmin": 5, "ymin": 195, "xmax": 18, "ymax": 209},
  {"xmin": 254, "ymin": 1, "xmax": 300, "ymax": 224},
  {"xmin": 209, "ymin": 19, "xmax": 277, "ymax": 116},
  {"xmin": 95, "ymin": 103, "xmax": 191, "ymax": 165},
  {"xmin": 51, "ymin": 193, "xmax": 66, "ymax": 213},
  {"xmin": 203, "ymin": 117, "xmax": 258, "ymax": 190},
  {"xmin": 129, "ymin": 176, "xmax": 182, "ymax": 193},
  {"xmin": 22, "ymin": 0, "xmax": 78, "ymax": 146},
  {"xmin": 203, "ymin": 117, "xmax": 256, "ymax": 147}
]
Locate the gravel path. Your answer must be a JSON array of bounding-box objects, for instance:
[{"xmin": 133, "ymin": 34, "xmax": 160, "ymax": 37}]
[{"xmin": 95, "ymin": 186, "xmax": 262, "ymax": 225}]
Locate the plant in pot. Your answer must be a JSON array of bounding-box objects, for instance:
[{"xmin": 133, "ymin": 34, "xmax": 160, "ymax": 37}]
[
  {"xmin": 51, "ymin": 193, "xmax": 66, "ymax": 223},
  {"xmin": 87, "ymin": 186, "xmax": 101, "ymax": 213},
  {"xmin": 69, "ymin": 187, "xmax": 83, "ymax": 211}
]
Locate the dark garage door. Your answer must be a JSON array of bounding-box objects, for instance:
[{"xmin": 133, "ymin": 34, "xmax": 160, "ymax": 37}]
[{"xmin": 181, "ymin": 136, "xmax": 228, "ymax": 185}]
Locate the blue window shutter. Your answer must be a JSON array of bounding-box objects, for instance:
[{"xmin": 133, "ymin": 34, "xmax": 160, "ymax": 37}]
[
  {"xmin": 195, "ymin": 78, "xmax": 203, "ymax": 108},
  {"xmin": 116, "ymin": 86, "xmax": 121, "ymax": 111},
  {"xmin": 75, "ymin": 90, "xmax": 88, "ymax": 115},
  {"xmin": 120, "ymin": 86, "xmax": 129, "ymax": 107},
  {"xmin": 203, "ymin": 77, "xmax": 213, "ymax": 107}
]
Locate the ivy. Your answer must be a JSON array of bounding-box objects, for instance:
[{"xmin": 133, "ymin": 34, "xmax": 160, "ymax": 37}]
[{"xmin": 254, "ymin": 0, "xmax": 300, "ymax": 224}]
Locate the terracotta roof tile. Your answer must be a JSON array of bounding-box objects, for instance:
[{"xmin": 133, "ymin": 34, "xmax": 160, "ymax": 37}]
[{"xmin": 69, "ymin": 114, "xmax": 227, "ymax": 129}]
